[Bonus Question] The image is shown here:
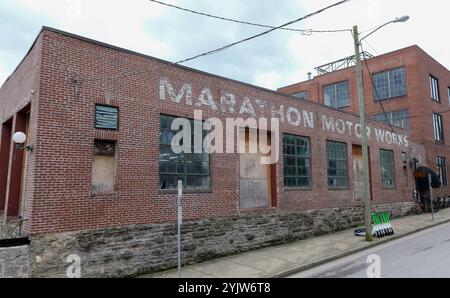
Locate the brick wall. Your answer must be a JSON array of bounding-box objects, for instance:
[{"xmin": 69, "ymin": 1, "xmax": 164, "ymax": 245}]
[
  {"xmin": 0, "ymin": 28, "xmax": 422, "ymax": 236},
  {"xmin": 279, "ymin": 45, "xmax": 450, "ymax": 197}
]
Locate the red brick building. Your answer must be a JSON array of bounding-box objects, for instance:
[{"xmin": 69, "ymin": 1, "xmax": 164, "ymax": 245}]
[
  {"xmin": 279, "ymin": 46, "xmax": 450, "ymax": 198},
  {"xmin": 0, "ymin": 28, "xmax": 424, "ymax": 277}
]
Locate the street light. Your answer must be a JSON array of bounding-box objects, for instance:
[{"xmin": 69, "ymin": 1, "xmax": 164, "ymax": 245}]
[
  {"xmin": 12, "ymin": 131, "xmax": 33, "ymax": 152},
  {"xmin": 353, "ymin": 16, "xmax": 410, "ymax": 241}
]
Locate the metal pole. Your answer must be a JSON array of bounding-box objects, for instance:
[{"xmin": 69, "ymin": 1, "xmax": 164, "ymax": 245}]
[
  {"xmin": 428, "ymin": 174, "xmax": 435, "ymax": 221},
  {"xmin": 353, "ymin": 25, "xmax": 373, "ymax": 241},
  {"xmin": 177, "ymin": 180, "xmax": 183, "ymax": 278}
]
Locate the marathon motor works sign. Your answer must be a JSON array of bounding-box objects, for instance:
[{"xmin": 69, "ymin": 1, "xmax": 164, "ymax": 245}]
[{"xmin": 159, "ymin": 78, "xmax": 409, "ymax": 148}]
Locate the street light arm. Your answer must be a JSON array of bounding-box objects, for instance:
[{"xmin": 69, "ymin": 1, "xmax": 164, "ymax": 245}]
[
  {"xmin": 359, "ymin": 20, "xmax": 395, "ymax": 43},
  {"xmin": 359, "ymin": 16, "xmax": 409, "ymax": 43}
]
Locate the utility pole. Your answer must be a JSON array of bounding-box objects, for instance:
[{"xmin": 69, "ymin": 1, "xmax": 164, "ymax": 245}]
[
  {"xmin": 353, "ymin": 25, "xmax": 373, "ymax": 241},
  {"xmin": 177, "ymin": 180, "xmax": 183, "ymax": 278},
  {"xmin": 428, "ymin": 174, "xmax": 435, "ymax": 221}
]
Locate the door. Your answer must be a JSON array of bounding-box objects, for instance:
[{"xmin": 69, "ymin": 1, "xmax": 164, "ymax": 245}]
[
  {"xmin": 353, "ymin": 145, "xmax": 364, "ymax": 203},
  {"xmin": 352, "ymin": 145, "xmax": 373, "ymax": 203},
  {"xmin": 239, "ymin": 128, "xmax": 271, "ymax": 209}
]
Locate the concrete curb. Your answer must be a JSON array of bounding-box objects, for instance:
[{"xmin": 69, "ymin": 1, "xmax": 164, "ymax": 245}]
[{"xmin": 270, "ymin": 217, "xmax": 450, "ymax": 278}]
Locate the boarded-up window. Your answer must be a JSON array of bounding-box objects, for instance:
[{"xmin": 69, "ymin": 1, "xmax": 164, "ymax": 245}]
[
  {"xmin": 92, "ymin": 140, "xmax": 116, "ymax": 193},
  {"xmin": 95, "ymin": 105, "xmax": 119, "ymax": 130}
]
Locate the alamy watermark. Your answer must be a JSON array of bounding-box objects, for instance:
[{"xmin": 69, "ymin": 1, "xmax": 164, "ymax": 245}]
[
  {"xmin": 66, "ymin": 254, "xmax": 81, "ymax": 278},
  {"xmin": 170, "ymin": 110, "xmax": 280, "ymax": 164},
  {"xmin": 366, "ymin": 254, "xmax": 381, "ymax": 278}
]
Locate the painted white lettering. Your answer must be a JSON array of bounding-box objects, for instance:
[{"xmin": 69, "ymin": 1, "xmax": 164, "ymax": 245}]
[
  {"xmin": 239, "ymin": 97, "xmax": 257, "ymax": 118},
  {"xmin": 303, "ymin": 111, "xmax": 314, "ymax": 129},
  {"xmin": 220, "ymin": 92, "xmax": 236, "ymax": 114},
  {"xmin": 287, "ymin": 107, "xmax": 301, "ymax": 127},
  {"xmin": 322, "ymin": 115, "xmax": 335, "ymax": 133},
  {"xmin": 196, "ymin": 88, "xmax": 218, "ymax": 111},
  {"xmin": 159, "ymin": 78, "xmax": 192, "ymax": 105},
  {"xmin": 375, "ymin": 128, "xmax": 385, "ymax": 143},
  {"xmin": 336, "ymin": 119, "xmax": 346, "ymax": 134},
  {"xmin": 385, "ymin": 131, "xmax": 393, "ymax": 144}
]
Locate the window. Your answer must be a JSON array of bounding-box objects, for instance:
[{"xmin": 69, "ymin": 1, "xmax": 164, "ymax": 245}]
[
  {"xmin": 292, "ymin": 91, "xmax": 308, "ymax": 101},
  {"xmin": 437, "ymin": 157, "xmax": 447, "ymax": 187},
  {"xmin": 401, "ymin": 152, "xmax": 407, "ymax": 164},
  {"xmin": 283, "ymin": 134, "xmax": 311, "ymax": 188},
  {"xmin": 374, "ymin": 110, "xmax": 410, "ymax": 129},
  {"xmin": 380, "ymin": 149, "xmax": 396, "ymax": 189},
  {"xmin": 433, "ymin": 113, "xmax": 444, "ymax": 143},
  {"xmin": 323, "ymin": 81, "xmax": 349, "ymax": 109},
  {"xmin": 92, "ymin": 140, "xmax": 116, "ymax": 193},
  {"xmin": 326, "ymin": 141, "xmax": 349, "ymax": 189},
  {"xmin": 448, "ymin": 87, "xmax": 450, "ymax": 106},
  {"xmin": 95, "ymin": 105, "xmax": 119, "ymax": 130},
  {"xmin": 430, "ymin": 75, "xmax": 440, "ymax": 101},
  {"xmin": 159, "ymin": 114, "xmax": 210, "ymax": 191},
  {"xmin": 373, "ymin": 67, "xmax": 407, "ymax": 100}
]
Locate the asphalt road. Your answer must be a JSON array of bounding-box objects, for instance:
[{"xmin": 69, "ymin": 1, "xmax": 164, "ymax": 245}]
[{"xmin": 289, "ymin": 222, "xmax": 450, "ymax": 278}]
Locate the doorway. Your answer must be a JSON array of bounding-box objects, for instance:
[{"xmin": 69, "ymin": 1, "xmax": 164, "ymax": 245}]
[
  {"xmin": 0, "ymin": 119, "xmax": 13, "ymax": 212},
  {"xmin": 5, "ymin": 107, "xmax": 30, "ymax": 217},
  {"xmin": 239, "ymin": 127, "xmax": 275, "ymax": 209},
  {"xmin": 352, "ymin": 145, "xmax": 372, "ymax": 203}
]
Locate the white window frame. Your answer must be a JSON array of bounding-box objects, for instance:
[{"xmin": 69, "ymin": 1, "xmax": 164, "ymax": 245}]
[
  {"xmin": 433, "ymin": 113, "xmax": 444, "ymax": 142},
  {"xmin": 430, "ymin": 75, "xmax": 440, "ymax": 102}
]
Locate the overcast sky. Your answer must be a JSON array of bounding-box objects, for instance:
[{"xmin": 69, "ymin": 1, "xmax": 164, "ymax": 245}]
[{"xmin": 0, "ymin": 0, "xmax": 449, "ymax": 90}]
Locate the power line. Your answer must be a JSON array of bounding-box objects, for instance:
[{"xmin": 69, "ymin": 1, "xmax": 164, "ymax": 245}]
[
  {"xmin": 360, "ymin": 41, "xmax": 450, "ymax": 122},
  {"xmin": 86, "ymin": 0, "xmax": 350, "ymax": 82},
  {"xmin": 360, "ymin": 42, "xmax": 410, "ymax": 151},
  {"xmin": 148, "ymin": 0, "xmax": 351, "ymax": 35}
]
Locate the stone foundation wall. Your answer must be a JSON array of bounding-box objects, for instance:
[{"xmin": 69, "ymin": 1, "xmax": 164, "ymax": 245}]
[
  {"xmin": 0, "ymin": 246, "xmax": 29, "ymax": 278},
  {"xmin": 0, "ymin": 217, "xmax": 23, "ymax": 240},
  {"xmin": 28, "ymin": 202, "xmax": 414, "ymax": 278}
]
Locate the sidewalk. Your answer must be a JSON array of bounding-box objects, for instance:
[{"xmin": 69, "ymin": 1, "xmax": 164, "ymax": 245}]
[{"xmin": 141, "ymin": 208, "xmax": 450, "ymax": 278}]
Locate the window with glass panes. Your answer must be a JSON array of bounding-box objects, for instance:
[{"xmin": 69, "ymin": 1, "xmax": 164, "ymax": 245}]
[
  {"xmin": 437, "ymin": 156, "xmax": 447, "ymax": 187},
  {"xmin": 373, "ymin": 68, "xmax": 407, "ymax": 100},
  {"xmin": 283, "ymin": 134, "xmax": 311, "ymax": 188},
  {"xmin": 374, "ymin": 110, "xmax": 409, "ymax": 129},
  {"xmin": 380, "ymin": 149, "xmax": 396, "ymax": 189},
  {"xmin": 326, "ymin": 141, "xmax": 349, "ymax": 189},
  {"xmin": 323, "ymin": 81, "xmax": 349, "ymax": 109},
  {"xmin": 433, "ymin": 113, "xmax": 444, "ymax": 142},
  {"xmin": 448, "ymin": 87, "xmax": 450, "ymax": 105},
  {"xmin": 430, "ymin": 75, "xmax": 440, "ymax": 101},
  {"xmin": 292, "ymin": 91, "xmax": 308, "ymax": 101},
  {"xmin": 159, "ymin": 114, "xmax": 210, "ymax": 191}
]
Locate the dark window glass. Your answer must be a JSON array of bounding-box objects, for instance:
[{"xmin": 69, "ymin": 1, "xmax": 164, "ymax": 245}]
[
  {"xmin": 433, "ymin": 113, "xmax": 444, "ymax": 142},
  {"xmin": 95, "ymin": 105, "xmax": 119, "ymax": 130},
  {"xmin": 374, "ymin": 110, "xmax": 409, "ymax": 129},
  {"xmin": 373, "ymin": 68, "xmax": 407, "ymax": 101},
  {"xmin": 292, "ymin": 91, "xmax": 308, "ymax": 101},
  {"xmin": 159, "ymin": 114, "xmax": 210, "ymax": 191},
  {"xmin": 326, "ymin": 141, "xmax": 349, "ymax": 189},
  {"xmin": 437, "ymin": 156, "xmax": 447, "ymax": 187},
  {"xmin": 323, "ymin": 81, "xmax": 349, "ymax": 109},
  {"xmin": 283, "ymin": 134, "xmax": 311, "ymax": 188},
  {"xmin": 380, "ymin": 149, "xmax": 396, "ymax": 189},
  {"xmin": 430, "ymin": 75, "xmax": 440, "ymax": 101}
]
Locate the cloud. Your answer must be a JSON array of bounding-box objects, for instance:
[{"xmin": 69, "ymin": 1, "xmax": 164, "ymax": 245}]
[
  {"xmin": 1, "ymin": 0, "xmax": 449, "ymax": 92},
  {"xmin": 0, "ymin": 63, "xmax": 8, "ymax": 87},
  {"xmin": 285, "ymin": 0, "xmax": 450, "ymax": 86}
]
